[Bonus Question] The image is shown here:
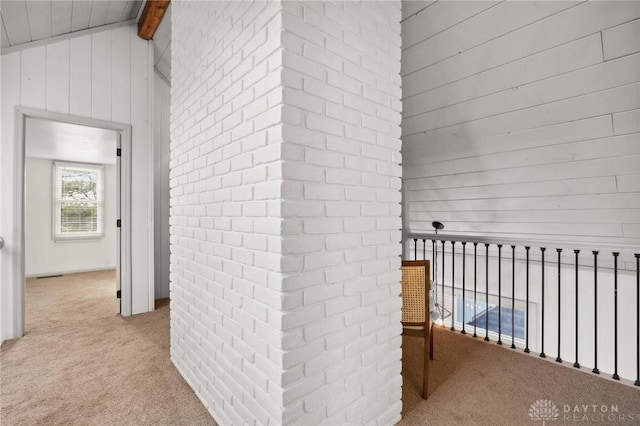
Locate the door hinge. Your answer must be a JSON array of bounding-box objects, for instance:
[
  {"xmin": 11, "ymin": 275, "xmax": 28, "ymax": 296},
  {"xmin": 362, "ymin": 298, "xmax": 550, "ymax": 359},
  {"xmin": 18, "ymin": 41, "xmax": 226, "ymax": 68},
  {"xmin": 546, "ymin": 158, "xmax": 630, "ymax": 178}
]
[
  {"xmin": 116, "ymin": 290, "xmax": 121, "ymax": 299},
  {"xmin": 116, "ymin": 148, "xmax": 121, "ymax": 157},
  {"xmin": 116, "ymin": 219, "xmax": 121, "ymax": 228}
]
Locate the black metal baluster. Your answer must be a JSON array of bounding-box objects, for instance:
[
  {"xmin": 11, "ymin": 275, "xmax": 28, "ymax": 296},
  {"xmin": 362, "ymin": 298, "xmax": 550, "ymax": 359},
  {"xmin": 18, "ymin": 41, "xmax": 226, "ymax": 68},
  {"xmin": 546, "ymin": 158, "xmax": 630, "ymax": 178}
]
[
  {"xmin": 461, "ymin": 242, "xmax": 467, "ymax": 335},
  {"xmin": 540, "ymin": 247, "xmax": 546, "ymax": 358},
  {"xmin": 497, "ymin": 245, "xmax": 503, "ymax": 345},
  {"xmin": 592, "ymin": 251, "xmax": 599, "ymax": 374},
  {"xmin": 473, "ymin": 242, "xmax": 478, "ymax": 338},
  {"xmin": 422, "ymin": 239, "xmax": 426, "ymax": 261},
  {"xmin": 432, "ymin": 240, "xmax": 436, "ymax": 285},
  {"xmin": 511, "ymin": 245, "xmax": 516, "ymax": 349},
  {"xmin": 441, "ymin": 240, "xmax": 446, "ymax": 323},
  {"xmin": 613, "ymin": 252, "xmax": 620, "ymax": 380},
  {"xmin": 525, "ymin": 246, "xmax": 531, "ymax": 353},
  {"xmin": 451, "ymin": 241, "xmax": 456, "ymax": 331},
  {"xmin": 556, "ymin": 249, "xmax": 562, "ymax": 363},
  {"xmin": 485, "ymin": 243, "xmax": 490, "ymax": 342},
  {"xmin": 413, "ymin": 238, "xmax": 417, "ymax": 261},
  {"xmin": 635, "ymin": 253, "xmax": 639, "ymax": 387},
  {"xmin": 574, "ymin": 250, "xmax": 580, "ymax": 368}
]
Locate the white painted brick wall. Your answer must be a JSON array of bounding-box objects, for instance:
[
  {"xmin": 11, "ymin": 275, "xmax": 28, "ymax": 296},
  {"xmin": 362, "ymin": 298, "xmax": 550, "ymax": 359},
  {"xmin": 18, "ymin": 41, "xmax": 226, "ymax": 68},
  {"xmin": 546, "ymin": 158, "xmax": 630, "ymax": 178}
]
[
  {"xmin": 279, "ymin": 1, "xmax": 403, "ymax": 425},
  {"xmin": 170, "ymin": 2, "xmax": 285, "ymax": 425},
  {"xmin": 172, "ymin": 1, "xmax": 402, "ymax": 425}
]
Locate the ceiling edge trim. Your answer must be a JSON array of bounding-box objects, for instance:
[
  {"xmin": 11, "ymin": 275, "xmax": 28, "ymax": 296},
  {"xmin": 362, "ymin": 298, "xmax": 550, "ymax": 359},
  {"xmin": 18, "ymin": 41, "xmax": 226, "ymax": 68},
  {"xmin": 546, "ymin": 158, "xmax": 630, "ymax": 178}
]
[{"xmin": 1, "ymin": 19, "xmax": 137, "ymax": 56}]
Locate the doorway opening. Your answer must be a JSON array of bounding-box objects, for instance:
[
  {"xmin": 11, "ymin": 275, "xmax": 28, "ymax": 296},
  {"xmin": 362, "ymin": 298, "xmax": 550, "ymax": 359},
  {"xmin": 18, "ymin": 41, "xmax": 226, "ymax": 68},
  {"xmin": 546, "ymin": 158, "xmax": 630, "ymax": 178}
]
[{"xmin": 14, "ymin": 108, "xmax": 133, "ymax": 337}]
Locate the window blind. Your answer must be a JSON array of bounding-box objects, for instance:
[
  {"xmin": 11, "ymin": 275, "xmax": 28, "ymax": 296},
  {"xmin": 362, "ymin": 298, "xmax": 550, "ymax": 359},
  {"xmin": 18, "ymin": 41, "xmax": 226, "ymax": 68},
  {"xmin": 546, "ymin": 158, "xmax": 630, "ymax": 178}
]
[{"xmin": 53, "ymin": 162, "xmax": 105, "ymax": 240}]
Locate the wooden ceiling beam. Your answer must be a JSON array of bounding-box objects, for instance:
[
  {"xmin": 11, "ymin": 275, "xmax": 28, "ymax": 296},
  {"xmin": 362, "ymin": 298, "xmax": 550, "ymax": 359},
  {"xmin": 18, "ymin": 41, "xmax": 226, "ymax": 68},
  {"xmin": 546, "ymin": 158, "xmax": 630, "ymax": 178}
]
[{"xmin": 138, "ymin": 0, "xmax": 170, "ymax": 40}]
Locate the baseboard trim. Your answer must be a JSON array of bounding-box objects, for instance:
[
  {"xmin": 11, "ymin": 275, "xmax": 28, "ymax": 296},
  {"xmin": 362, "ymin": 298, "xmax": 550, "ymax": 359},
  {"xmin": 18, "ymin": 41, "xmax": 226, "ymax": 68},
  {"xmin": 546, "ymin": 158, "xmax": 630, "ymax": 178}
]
[{"xmin": 26, "ymin": 267, "xmax": 116, "ymax": 279}]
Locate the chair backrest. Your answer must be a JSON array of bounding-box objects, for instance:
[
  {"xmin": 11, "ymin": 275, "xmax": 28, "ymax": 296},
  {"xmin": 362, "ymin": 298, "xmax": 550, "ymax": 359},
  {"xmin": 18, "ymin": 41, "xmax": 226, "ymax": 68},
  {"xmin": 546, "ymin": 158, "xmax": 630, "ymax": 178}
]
[{"xmin": 401, "ymin": 260, "xmax": 430, "ymax": 327}]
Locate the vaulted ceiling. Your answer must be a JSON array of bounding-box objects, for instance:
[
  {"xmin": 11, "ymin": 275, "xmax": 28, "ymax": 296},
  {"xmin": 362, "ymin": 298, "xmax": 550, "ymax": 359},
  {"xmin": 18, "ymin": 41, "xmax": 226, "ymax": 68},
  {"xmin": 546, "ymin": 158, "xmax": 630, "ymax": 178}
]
[{"xmin": 0, "ymin": 0, "xmax": 171, "ymax": 82}]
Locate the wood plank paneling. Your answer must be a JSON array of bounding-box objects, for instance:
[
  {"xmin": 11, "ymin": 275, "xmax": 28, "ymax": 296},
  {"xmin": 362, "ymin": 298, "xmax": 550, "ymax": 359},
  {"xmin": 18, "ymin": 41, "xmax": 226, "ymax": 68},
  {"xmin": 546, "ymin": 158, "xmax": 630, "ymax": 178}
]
[
  {"xmin": 402, "ymin": 2, "xmax": 640, "ymax": 247},
  {"xmin": 130, "ymin": 25, "xmax": 151, "ymax": 314},
  {"xmin": 111, "ymin": 26, "xmax": 131, "ymax": 124},
  {"xmin": 404, "ymin": 53, "xmax": 640, "ymax": 135},
  {"xmin": 0, "ymin": 52, "xmax": 21, "ymax": 341},
  {"xmin": 89, "ymin": 1, "xmax": 111, "ymax": 28},
  {"xmin": 46, "ymin": 40, "xmax": 70, "ymax": 113},
  {"xmin": 408, "ymin": 176, "xmax": 617, "ymax": 201},
  {"xmin": 152, "ymin": 3, "xmax": 171, "ymax": 64},
  {"xmin": 403, "ymin": 115, "xmax": 613, "ymax": 160},
  {"xmin": 403, "ymin": 34, "xmax": 603, "ymax": 118},
  {"xmin": 402, "ymin": 2, "xmax": 639, "ymax": 94},
  {"xmin": 410, "ymin": 193, "xmax": 640, "ymax": 213},
  {"xmin": 25, "ymin": 1, "xmax": 52, "ymax": 41},
  {"xmin": 623, "ymin": 224, "xmax": 640, "ymax": 239},
  {"xmin": 69, "ymin": 35, "xmax": 91, "ymax": 116},
  {"xmin": 408, "ymin": 83, "xmax": 640, "ymax": 141},
  {"xmin": 20, "ymin": 46, "xmax": 46, "ymax": 109},
  {"xmin": 91, "ymin": 31, "xmax": 112, "ymax": 120},
  {"xmin": 153, "ymin": 73, "xmax": 170, "ymax": 299},
  {"xmin": 402, "ymin": 1, "xmax": 572, "ymax": 75},
  {"xmin": 106, "ymin": 1, "xmax": 128, "ymax": 25},
  {"xmin": 1, "ymin": 51, "xmax": 21, "ymax": 166},
  {"xmin": 410, "ymin": 209, "xmax": 640, "ymax": 226},
  {"xmin": 618, "ymin": 175, "xmax": 640, "ymax": 193},
  {"xmin": 419, "ymin": 52, "xmax": 640, "ymax": 133},
  {"xmin": 2, "ymin": 1, "xmax": 31, "ymax": 45},
  {"xmin": 408, "ymin": 221, "xmax": 623, "ymax": 240},
  {"xmin": 405, "ymin": 155, "xmax": 640, "ymax": 189},
  {"xmin": 401, "ymin": 1, "xmax": 496, "ymax": 49},
  {"xmin": 401, "ymin": 1, "xmax": 434, "ymax": 22},
  {"xmin": 613, "ymin": 109, "xmax": 640, "ymax": 135},
  {"xmin": 124, "ymin": 1, "xmax": 143, "ymax": 21},
  {"xmin": 1, "ymin": 18, "xmax": 10, "ymax": 48},
  {"xmin": 404, "ymin": 133, "xmax": 640, "ymax": 177},
  {"xmin": 71, "ymin": 0, "xmax": 92, "ymax": 32},
  {"xmin": 155, "ymin": 50, "xmax": 171, "ymax": 82},
  {"xmin": 51, "ymin": 1, "xmax": 73, "ymax": 36},
  {"xmin": 602, "ymin": 18, "xmax": 640, "ymax": 61},
  {"xmin": 1, "ymin": 25, "xmax": 155, "ymax": 326}
]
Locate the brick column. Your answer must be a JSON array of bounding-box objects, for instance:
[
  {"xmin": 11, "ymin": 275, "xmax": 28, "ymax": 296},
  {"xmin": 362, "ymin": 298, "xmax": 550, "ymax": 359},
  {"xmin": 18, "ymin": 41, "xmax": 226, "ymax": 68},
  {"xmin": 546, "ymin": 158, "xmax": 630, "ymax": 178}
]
[
  {"xmin": 171, "ymin": 1, "xmax": 402, "ymax": 424},
  {"xmin": 278, "ymin": 2, "xmax": 403, "ymax": 424}
]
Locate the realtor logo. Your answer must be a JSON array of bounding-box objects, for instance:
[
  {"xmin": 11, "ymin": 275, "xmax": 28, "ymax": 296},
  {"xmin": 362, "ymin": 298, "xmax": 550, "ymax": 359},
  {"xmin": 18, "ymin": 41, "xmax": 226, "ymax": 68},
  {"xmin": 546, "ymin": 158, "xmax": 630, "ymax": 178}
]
[{"xmin": 529, "ymin": 399, "xmax": 560, "ymax": 425}]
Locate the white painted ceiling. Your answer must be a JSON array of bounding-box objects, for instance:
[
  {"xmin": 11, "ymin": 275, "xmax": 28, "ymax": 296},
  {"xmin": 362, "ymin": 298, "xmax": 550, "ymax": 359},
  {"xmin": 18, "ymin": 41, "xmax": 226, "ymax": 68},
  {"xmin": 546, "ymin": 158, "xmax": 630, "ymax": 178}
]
[
  {"xmin": 0, "ymin": 0, "xmax": 171, "ymax": 83},
  {"xmin": 0, "ymin": 1, "xmax": 143, "ymax": 47},
  {"xmin": 25, "ymin": 117, "xmax": 118, "ymax": 165}
]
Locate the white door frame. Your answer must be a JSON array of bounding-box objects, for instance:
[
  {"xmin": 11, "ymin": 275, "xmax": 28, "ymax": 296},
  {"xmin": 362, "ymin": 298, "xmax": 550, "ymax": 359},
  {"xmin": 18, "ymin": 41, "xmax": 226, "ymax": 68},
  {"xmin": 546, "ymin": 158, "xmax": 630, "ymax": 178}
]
[{"xmin": 13, "ymin": 107, "xmax": 133, "ymax": 337}]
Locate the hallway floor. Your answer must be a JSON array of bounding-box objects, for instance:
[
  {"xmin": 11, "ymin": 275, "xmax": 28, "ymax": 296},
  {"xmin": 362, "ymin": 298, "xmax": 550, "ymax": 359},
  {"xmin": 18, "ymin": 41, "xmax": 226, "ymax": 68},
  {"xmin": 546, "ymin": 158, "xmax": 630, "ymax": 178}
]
[
  {"xmin": 1, "ymin": 271, "xmax": 638, "ymax": 425},
  {"xmin": 0, "ymin": 271, "xmax": 215, "ymax": 426}
]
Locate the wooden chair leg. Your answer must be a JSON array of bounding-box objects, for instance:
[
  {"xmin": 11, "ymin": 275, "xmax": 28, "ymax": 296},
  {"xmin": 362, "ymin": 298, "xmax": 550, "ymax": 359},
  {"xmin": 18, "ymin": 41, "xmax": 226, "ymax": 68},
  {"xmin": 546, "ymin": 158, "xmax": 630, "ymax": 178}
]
[
  {"xmin": 429, "ymin": 323, "xmax": 434, "ymax": 361},
  {"xmin": 422, "ymin": 328, "xmax": 429, "ymax": 399}
]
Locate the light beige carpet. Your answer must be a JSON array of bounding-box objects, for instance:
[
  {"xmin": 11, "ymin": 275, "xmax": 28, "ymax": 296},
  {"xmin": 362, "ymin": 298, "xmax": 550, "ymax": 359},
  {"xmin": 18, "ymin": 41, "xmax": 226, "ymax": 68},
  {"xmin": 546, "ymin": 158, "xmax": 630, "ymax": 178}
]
[
  {"xmin": 400, "ymin": 326, "xmax": 640, "ymax": 425},
  {"xmin": 0, "ymin": 270, "xmax": 216, "ymax": 426},
  {"xmin": 2, "ymin": 271, "xmax": 639, "ymax": 425}
]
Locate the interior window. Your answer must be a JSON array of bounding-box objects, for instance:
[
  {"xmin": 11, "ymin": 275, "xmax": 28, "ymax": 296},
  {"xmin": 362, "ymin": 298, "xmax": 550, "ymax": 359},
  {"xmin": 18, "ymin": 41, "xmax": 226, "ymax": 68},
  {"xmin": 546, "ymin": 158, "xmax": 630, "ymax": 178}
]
[{"xmin": 53, "ymin": 162, "xmax": 104, "ymax": 241}]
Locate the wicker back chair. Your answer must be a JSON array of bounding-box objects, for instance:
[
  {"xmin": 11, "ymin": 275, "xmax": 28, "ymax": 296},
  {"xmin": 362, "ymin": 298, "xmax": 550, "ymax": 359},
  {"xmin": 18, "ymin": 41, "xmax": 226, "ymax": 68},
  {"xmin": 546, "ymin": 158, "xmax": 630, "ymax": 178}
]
[{"xmin": 401, "ymin": 260, "xmax": 433, "ymax": 399}]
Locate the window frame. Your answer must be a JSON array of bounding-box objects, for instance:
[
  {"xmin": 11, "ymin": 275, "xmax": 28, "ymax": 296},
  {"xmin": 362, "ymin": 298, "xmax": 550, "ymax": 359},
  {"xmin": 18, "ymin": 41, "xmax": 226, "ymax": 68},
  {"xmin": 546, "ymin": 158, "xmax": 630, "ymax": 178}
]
[{"xmin": 52, "ymin": 161, "xmax": 105, "ymax": 242}]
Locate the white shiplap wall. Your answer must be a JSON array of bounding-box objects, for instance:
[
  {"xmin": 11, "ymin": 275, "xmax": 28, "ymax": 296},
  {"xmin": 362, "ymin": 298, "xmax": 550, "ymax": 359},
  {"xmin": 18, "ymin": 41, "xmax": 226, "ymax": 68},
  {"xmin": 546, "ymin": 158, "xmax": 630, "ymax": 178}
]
[
  {"xmin": 402, "ymin": 1, "xmax": 640, "ymax": 248},
  {"xmin": 153, "ymin": 71, "xmax": 170, "ymax": 299},
  {"xmin": 1, "ymin": 24, "xmax": 154, "ymax": 341}
]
